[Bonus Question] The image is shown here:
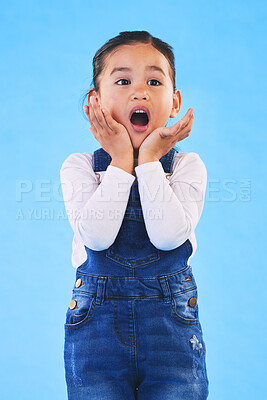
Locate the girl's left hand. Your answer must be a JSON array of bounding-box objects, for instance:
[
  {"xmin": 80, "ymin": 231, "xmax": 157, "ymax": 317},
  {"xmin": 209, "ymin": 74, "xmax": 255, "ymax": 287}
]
[{"xmin": 138, "ymin": 108, "xmax": 194, "ymax": 160}]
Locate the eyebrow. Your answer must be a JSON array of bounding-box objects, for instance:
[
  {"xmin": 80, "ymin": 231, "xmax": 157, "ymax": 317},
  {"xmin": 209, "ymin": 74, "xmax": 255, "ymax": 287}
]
[{"xmin": 110, "ymin": 65, "xmax": 166, "ymax": 77}]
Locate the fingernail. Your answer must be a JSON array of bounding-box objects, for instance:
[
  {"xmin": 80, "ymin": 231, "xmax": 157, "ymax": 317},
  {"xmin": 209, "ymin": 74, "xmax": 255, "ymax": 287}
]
[
  {"xmin": 83, "ymin": 106, "xmax": 86, "ymax": 112},
  {"xmin": 90, "ymin": 96, "xmax": 94, "ymax": 104}
]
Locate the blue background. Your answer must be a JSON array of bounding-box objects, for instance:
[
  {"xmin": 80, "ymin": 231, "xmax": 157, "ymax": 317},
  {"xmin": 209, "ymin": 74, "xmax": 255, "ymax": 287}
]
[{"xmin": 1, "ymin": 1, "xmax": 266, "ymax": 399}]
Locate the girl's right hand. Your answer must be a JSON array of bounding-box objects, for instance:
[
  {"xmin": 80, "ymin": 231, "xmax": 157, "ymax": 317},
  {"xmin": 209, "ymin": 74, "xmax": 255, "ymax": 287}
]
[{"xmin": 83, "ymin": 96, "xmax": 134, "ymax": 160}]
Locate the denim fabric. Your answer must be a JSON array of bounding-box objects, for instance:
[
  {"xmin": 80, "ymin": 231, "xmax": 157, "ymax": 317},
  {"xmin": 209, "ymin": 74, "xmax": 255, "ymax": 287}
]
[{"xmin": 64, "ymin": 148, "xmax": 209, "ymax": 399}]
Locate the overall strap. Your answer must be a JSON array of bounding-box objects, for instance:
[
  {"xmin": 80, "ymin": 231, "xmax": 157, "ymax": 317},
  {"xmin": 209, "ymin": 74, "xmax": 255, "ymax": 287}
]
[
  {"xmin": 92, "ymin": 148, "xmax": 112, "ymax": 172},
  {"xmin": 92, "ymin": 147, "xmax": 178, "ymax": 173},
  {"xmin": 160, "ymin": 147, "xmax": 178, "ymax": 173}
]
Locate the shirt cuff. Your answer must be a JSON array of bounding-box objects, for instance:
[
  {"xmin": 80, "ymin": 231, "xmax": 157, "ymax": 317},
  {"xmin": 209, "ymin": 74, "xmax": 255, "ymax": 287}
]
[
  {"xmin": 106, "ymin": 165, "xmax": 136, "ymax": 184},
  {"xmin": 134, "ymin": 161, "xmax": 164, "ymax": 178}
]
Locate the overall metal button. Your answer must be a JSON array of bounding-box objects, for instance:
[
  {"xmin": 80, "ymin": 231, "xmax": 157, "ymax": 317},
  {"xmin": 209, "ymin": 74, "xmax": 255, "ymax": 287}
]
[
  {"xmin": 188, "ymin": 297, "xmax": 197, "ymax": 307},
  {"xmin": 69, "ymin": 300, "xmax": 77, "ymax": 310},
  {"xmin": 75, "ymin": 278, "xmax": 82, "ymax": 288}
]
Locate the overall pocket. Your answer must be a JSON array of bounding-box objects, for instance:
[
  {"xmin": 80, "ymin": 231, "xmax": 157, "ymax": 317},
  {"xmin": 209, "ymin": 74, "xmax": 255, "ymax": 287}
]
[
  {"xmin": 106, "ymin": 218, "xmax": 160, "ymax": 267},
  {"xmin": 64, "ymin": 293, "xmax": 96, "ymax": 330},
  {"xmin": 171, "ymin": 287, "xmax": 199, "ymax": 325}
]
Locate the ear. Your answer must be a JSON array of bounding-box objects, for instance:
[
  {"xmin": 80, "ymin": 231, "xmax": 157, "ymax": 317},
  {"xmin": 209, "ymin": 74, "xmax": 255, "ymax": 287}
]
[{"xmin": 169, "ymin": 89, "xmax": 181, "ymax": 118}]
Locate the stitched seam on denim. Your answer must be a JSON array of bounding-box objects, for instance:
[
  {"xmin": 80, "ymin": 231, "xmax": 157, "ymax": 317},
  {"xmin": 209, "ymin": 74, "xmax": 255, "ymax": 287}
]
[
  {"xmin": 75, "ymin": 266, "xmax": 191, "ymax": 280},
  {"xmin": 115, "ymin": 300, "xmax": 135, "ymax": 343},
  {"xmin": 72, "ymin": 290, "xmax": 196, "ymax": 298},
  {"xmin": 109, "ymin": 295, "xmax": 163, "ymax": 299},
  {"xmin": 113, "ymin": 300, "xmax": 135, "ymax": 346},
  {"xmin": 172, "ymin": 312, "xmax": 199, "ymax": 325},
  {"xmin": 158, "ymin": 277, "xmax": 171, "ymax": 302},
  {"xmin": 73, "ymin": 311, "xmax": 87, "ymax": 318},
  {"xmin": 172, "ymin": 285, "xmax": 197, "ymax": 294},
  {"xmin": 130, "ymin": 301, "xmax": 136, "ymax": 344},
  {"xmin": 163, "ymin": 278, "xmax": 170, "ymax": 297},
  {"xmin": 130, "ymin": 300, "xmax": 138, "ymax": 379},
  {"xmin": 73, "ymin": 290, "xmax": 97, "ymax": 296},
  {"xmin": 73, "ymin": 310, "xmax": 88, "ymax": 323},
  {"xmin": 74, "ymin": 294, "xmax": 164, "ymax": 299},
  {"xmin": 106, "ymin": 251, "xmax": 159, "ymax": 264},
  {"xmin": 64, "ymin": 299, "xmax": 96, "ymax": 330},
  {"xmin": 95, "ymin": 278, "xmax": 103, "ymax": 304},
  {"xmin": 72, "ymin": 289, "xmax": 95, "ymax": 296},
  {"xmin": 106, "ymin": 252, "xmax": 160, "ymax": 267},
  {"xmin": 105, "ymin": 257, "xmax": 161, "ymax": 267},
  {"xmin": 76, "ymin": 265, "xmax": 191, "ymax": 279}
]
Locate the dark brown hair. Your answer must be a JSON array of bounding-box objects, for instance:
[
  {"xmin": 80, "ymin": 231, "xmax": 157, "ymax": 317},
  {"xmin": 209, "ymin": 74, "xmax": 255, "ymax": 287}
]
[
  {"xmin": 91, "ymin": 30, "xmax": 176, "ymax": 94},
  {"xmin": 81, "ymin": 30, "xmax": 181, "ymax": 151}
]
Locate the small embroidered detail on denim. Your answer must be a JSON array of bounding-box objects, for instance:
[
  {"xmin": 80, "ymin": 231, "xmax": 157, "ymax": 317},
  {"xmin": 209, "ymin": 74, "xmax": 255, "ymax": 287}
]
[
  {"xmin": 190, "ymin": 334, "xmax": 203, "ymax": 355},
  {"xmin": 182, "ymin": 275, "xmax": 192, "ymax": 282}
]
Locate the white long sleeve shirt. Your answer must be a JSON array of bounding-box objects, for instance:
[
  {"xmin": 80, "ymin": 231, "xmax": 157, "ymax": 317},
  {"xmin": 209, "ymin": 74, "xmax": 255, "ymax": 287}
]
[{"xmin": 60, "ymin": 151, "xmax": 207, "ymax": 268}]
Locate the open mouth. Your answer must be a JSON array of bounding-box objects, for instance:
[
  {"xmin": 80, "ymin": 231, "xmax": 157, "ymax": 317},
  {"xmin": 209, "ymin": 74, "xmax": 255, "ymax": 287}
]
[{"xmin": 130, "ymin": 108, "xmax": 150, "ymax": 132}]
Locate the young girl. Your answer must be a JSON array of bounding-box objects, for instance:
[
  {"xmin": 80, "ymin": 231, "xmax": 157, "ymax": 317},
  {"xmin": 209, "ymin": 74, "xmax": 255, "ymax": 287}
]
[{"xmin": 60, "ymin": 30, "xmax": 209, "ymax": 400}]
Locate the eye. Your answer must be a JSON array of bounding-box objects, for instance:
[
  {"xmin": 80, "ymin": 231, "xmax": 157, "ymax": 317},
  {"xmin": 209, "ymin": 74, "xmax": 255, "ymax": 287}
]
[
  {"xmin": 148, "ymin": 79, "xmax": 161, "ymax": 86},
  {"xmin": 116, "ymin": 79, "xmax": 130, "ymax": 85}
]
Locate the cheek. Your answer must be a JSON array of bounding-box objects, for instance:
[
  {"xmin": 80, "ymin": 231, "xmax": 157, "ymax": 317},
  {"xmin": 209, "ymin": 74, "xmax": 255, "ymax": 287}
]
[
  {"xmin": 160, "ymin": 99, "xmax": 174, "ymax": 121},
  {"xmin": 99, "ymin": 90, "xmax": 118, "ymax": 106},
  {"xmin": 104, "ymin": 93, "xmax": 120, "ymax": 111},
  {"xmin": 110, "ymin": 95, "xmax": 125, "ymax": 121},
  {"xmin": 110, "ymin": 93, "xmax": 120, "ymax": 101},
  {"xmin": 156, "ymin": 107, "xmax": 172, "ymax": 125}
]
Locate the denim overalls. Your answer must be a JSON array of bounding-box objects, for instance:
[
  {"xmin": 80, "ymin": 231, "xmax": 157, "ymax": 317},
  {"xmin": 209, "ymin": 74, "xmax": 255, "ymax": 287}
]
[{"xmin": 64, "ymin": 147, "xmax": 209, "ymax": 400}]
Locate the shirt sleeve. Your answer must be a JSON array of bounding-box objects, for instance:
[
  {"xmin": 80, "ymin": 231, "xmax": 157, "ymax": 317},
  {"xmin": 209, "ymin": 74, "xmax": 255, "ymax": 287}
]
[
  {"xmin": 60, "ymin": 152, "xmax": 136, "ymax": 251},
  {"xmin": 134, "ymin": 152, "xmax": 207, "ymax": 250}
]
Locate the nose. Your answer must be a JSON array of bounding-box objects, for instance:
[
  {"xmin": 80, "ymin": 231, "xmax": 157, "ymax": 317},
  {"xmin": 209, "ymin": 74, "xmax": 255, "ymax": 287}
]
[{"xmin": 131, "ymin": 83, "xmax": 150, "ymax": 101}]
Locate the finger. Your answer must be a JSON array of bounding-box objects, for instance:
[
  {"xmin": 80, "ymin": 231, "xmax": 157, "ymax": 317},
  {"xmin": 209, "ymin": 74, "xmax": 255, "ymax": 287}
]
[
  {"xmin": 180, "ymin": 109, "xmax": 194, "ymax": 129},
  {"xmin": 83, "ymin": 105, "xmax": 92, "ymax": 124},
  {"xmin": 174, "ymin": 116, "xmax": 194, "ymax": 141},
  {"xmin": 160, "ymin": 112, "xmax": 194, "ymax": 139},
  {"xmin": 88, "ymin": 101, "xmax": 98, "ymax": 131},
  {"xmin": 90, "ymin": 96, "xmax": 105, "ymax": 129},
  {"xmin": 159, "ymin": 126, "xmax": 172, "ymax": 138},
  {"xmin": 89, "ymin": 126, "xmax": 97, "ymax": 137},
  {"xmin": 84, "ymin": 105, "xmax": 98, "ymax": 133},
  {"xmin": 178, "ymin": 113, "xmax": 194, "ymax": 135},
  {"xmin": 101, "ymin": 108, "xmax": 118, "ymax": 132},
  {"xmin": 83, "ymin": 105, "xmax": 89, "ymax": 115},
  {"xmin": 168, "ymin": 110, "xmax": 194, "ymax": 135},
  {"xmin": 87, "ymin": 96, "xmax": 102, "ymax": 130}
]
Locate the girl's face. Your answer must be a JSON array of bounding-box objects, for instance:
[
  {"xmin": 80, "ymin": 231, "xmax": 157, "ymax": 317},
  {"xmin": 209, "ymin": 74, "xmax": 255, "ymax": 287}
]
[{"xmin": 90, "ymin": 43, "xmax": 181, "ymax": 156}]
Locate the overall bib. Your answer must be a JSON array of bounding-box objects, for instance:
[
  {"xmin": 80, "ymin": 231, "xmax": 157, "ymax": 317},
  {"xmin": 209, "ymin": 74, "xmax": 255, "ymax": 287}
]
[{"xmin": 64, "ymin": 148, "xmax": 209, "ymax": 400}]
